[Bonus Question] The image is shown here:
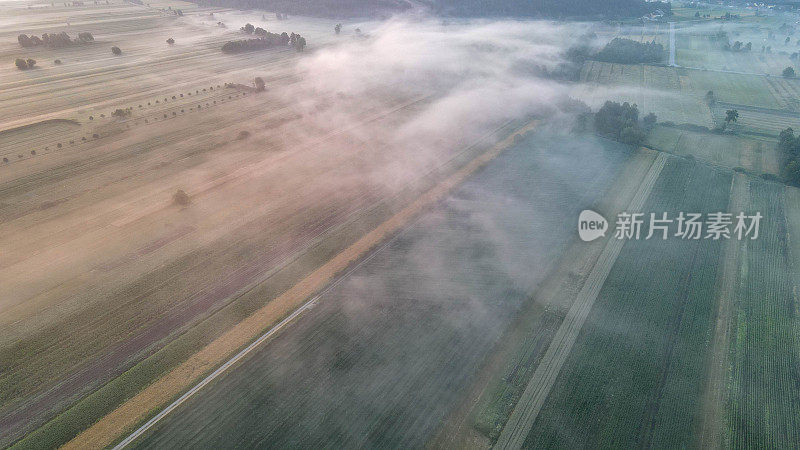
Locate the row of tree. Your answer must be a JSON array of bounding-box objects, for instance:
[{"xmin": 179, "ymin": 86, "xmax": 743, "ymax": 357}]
[
  {"xmin": 18, "ymin": 32, "xmax": 93, "ymax": 48},
  {"xmin": 722, "ymin": 40, "xmax": 752, "ymax": 52},
  {"xmin": 223, "ymin": 26, "xmax": 306, "ymax": 53},
  {"xmin": 594, "ymin": 38, "xmax": 663, "ymax": 64},
  {"xmin": 778, "ymin": 128, "xmax": 800, "ymax": 185}
]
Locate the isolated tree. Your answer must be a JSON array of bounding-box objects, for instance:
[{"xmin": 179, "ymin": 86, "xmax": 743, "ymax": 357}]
[
  {"xmin": 173, "ymin": 189, "xmax": 190, "ymax": 206},
  {"xmin": 786, "ymin": 159, "xmax": 800, "ymax": 185},
  {"xmin": 254, "ymin": 76, "xmax": 265, "ymax": 91},
  {"xmin": 111, "ymin": 108, "xmax": 130, "ymax": 118},
  {"xmin": 642, "ymin": 112, "xmax": 657, "ymax": 130},
  {"xmin": 335, "ymin": 23, "xmax": 342, "ymax": 35},
  {"xmin": 166, "ymin": 37, "xmax": 175, "ymax": 45},
  {"xmin": 295, "ymin": 36, "xmax": 306, "ymax": 52},
  {"xmin": 784, "ymin": 66, "xmax": 796, "ymax": 78},
  {"xmin": 14, "ymin": 58, "xmax": 27, "ymax": 70},
  {"xmin": 745, "ymin": 41, "xmax": 752, "ymax": 51},
  {"xmin": 732, "ymin": 41, "xmax": 742, "ymax": 51},
  {"xmin": 26, "ymin": 58, "xmax": 36, "ymax": 68},
  {"xmin": 111, "ymin": 46, "xmax": 121, "ymax": 55},
  {"xmin": 723, "ymin": 109, "xmax": 739, "ymax": 130},
  {"xmin": 241, "ymin": 23, "xmax": 254, "ymax": 34},
  {"xmin": 705, "ymin": 90, "xmax": 716, "ymax": 106},
  {"xmin": 787, "ymin": 36, "xmax": 792, "ymax": 44},
  {"xmin": 54, "ymin": 59, "xmax": 62, "ymax": 64}
]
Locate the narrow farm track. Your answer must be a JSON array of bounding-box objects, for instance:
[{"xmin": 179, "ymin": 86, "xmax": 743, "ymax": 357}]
[
  {"xmin": 699, "ymin": 173, "xmax": 748, "ymax": 449},
  {"xmin": 494, "ymin": 152, "xmax": 668, "ymax": 450}
]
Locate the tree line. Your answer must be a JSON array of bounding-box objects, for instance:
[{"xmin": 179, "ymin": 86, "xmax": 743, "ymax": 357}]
[
  {"xmin": 194, "ymin": 0, "xmax": 669, "ymax": 19},
  {"xmin": 18, "ymin": 31, "xmax": 93, "ymax": 48},
  {"xmin": 222, "ymin": 25, "xmax": 306, "ymax": 53},
  {"xmin": 778, "ymin": 128, "xmax": 800, "ymax": 185},
  {"xmin": 594, "ymin": 38, "xmax": 664, "ymax": 64}
]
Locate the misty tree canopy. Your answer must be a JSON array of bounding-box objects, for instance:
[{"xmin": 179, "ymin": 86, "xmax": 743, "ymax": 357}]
[
  {"xmin": 191, "ymin": 0, "xmax": 670, "ymax": 19},
  {"xmin": 594, "ymin": 101, "xmax": 655, "ymax": 146},
  {"xmin": 595, "ymin": 38, "xmax": 664, "ymax": 64}
]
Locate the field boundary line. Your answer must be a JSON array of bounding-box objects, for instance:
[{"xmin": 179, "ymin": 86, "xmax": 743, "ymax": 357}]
[
  {"xmin": 61, "ymin": 119, "xmax": 539, "ymax": 450},
  {"xmin": 494, "ymin": 152, "xmax": 668, "ymax": 450}
]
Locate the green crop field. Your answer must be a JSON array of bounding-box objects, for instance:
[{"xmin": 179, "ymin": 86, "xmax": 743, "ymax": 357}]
[
  {"xmin": 724, "ymin": 180, "xmax": 800, "ymax": 448},
  {"xmin": 686, "ymin": 70, "xmax": 786, "ymax": 110},
  {"xmin": 646, "ymin": 125, "xmax": 781, "ymax": 175},
  {"xmin": 522, "ymin": 156, "xmax": 732, "ymax": 448},
  {"xmin": 578, "ymin": 61, "xmax": 713, "ymax": 127},
  {"xmin": 710, "ymin": 103, "xmax": 800, "ymax": 135}
]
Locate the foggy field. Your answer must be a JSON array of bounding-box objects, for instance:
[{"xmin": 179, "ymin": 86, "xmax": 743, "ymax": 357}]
[
  {"xmin": 128, "ymin": 132, "xmax": 630, "ymax": 448},
  {"xmin": 685, "ymin": 70, "xmax": 788, "ymax": 110},
  {"xmin": 4, "ymin": 0, "xmax": 800, "ymax": 448},
  {"xmin": 645, "ymin": 125, "xmax": 781, "ymax": 175},
  {"xmin": 577, "ymin": 61, "xmax": 713, "ymax": 127},
  {"xmin": 0, "ymin": 2, "xmax": 595, "ymax": 447},
  {"xmin": 524, "ymin": 156, "xmax": 731, "ymax": 448}
]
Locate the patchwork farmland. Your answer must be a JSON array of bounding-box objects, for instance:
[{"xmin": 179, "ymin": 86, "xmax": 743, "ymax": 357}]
[
  {"xmin": 3, "ymin": 0, "xmax": 800, "ymax": 448},
  {"xmin": 126, "ymin": 133, "xmax": 631, "ymax": 448}
]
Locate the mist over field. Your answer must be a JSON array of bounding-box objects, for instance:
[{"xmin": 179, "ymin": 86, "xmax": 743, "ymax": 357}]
[
  {"xmin": 268, "ymin": 17, "xmax": 595, "ymax": 188},
  {"xmin": 11, "ymin": 0, "xmax": 800, "ymax": 448},
  {"xmin": 0, "ymin": 6, "xmax": 607, "ymax": 447}
]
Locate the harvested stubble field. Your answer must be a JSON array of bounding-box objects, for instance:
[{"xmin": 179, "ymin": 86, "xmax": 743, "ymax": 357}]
[
  {"xmin": 124, "ymin": 132, "xmax": 632, "ymax": 448},
  {"xmin": 0, "ymin": 2, "xmax": 504, "ymax": 448}
]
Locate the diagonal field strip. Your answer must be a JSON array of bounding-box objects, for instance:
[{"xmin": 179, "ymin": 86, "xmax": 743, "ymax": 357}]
[
  {"xmin": 61, "ymin": 120, "xmax": 539, "ymax": 450},
  {"xmin": 494, "ymin": 152, "xmax": 668, "ymax": 450},
  {"xmin": 698, "ymin": 174, "xmax": 747, "ymax": 449}
]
